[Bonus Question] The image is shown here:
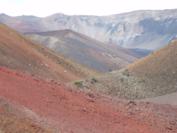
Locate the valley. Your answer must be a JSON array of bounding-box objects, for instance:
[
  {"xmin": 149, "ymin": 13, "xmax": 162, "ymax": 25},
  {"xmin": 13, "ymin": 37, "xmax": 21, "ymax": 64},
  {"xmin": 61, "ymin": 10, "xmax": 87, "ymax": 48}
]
[{"xmin": 0, "ymin": 8, "xmax": 177, "ymax": 133}]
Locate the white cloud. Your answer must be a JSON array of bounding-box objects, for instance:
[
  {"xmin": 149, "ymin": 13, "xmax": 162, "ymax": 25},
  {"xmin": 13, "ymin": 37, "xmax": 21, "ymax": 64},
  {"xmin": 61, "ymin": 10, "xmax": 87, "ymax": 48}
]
[{"xmin": 0, "ymin": 0, "xmax": 177, "ymax": 17}]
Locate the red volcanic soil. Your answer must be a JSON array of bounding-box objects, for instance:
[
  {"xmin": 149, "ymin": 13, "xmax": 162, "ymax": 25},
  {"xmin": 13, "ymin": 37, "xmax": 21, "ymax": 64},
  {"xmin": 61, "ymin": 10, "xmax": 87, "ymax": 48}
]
[{"xmin": 0, "ymin": 67, "xmax": 177, "ymax": 133}]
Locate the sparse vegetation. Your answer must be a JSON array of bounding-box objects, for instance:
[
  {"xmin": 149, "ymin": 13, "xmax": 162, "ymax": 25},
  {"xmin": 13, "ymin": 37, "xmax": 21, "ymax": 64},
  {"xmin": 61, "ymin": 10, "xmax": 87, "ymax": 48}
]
[
  {"xmin": 78, "ymin": 40, "xmax": 177, "ymax": 100},
  {"xmin": 91, "ymin": 78, "xmax": 98, "ymax": 84},
  {"xmin": 74, "ymin": 81, "xmax": 83, "ymax": 87},
  {"xmin": 122, "ymin": 69, "xmax": 130, "ymax": 77}
]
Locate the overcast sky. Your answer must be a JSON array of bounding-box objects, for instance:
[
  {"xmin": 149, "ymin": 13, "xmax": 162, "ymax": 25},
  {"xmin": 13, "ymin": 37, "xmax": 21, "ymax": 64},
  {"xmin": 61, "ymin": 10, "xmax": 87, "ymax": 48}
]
[{"xmin": 0, "ymin": 0, "xmax": 177, "ymax": 17}]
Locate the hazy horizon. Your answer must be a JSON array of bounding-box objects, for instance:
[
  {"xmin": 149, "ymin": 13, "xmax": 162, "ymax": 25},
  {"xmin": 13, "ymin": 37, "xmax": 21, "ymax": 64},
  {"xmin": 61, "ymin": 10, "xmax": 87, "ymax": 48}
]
[
  {"xmin": 0, "ymin": 0, "xmax": 177, "ymax": 17},
  {"xmin": 1, "ymin": 8, "xmax": 177, "ymax": 18}
]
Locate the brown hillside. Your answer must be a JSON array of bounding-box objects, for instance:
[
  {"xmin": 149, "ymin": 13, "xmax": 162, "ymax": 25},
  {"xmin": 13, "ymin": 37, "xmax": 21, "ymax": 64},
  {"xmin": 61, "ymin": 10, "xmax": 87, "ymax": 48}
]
[
  {"xmin": 75, "ymin": 40, "xmax": 177, "ymax": 99},
  {"xmin": 26, "ymin": 29, "xmax": 137, "ymax": 72},
  {"xmin": 0, "ymin": 24, "xmax": 97, "ymax": 82},
  {"xmin": 128, "ymin": 40, "xmax": 177, "ymax": 79}
]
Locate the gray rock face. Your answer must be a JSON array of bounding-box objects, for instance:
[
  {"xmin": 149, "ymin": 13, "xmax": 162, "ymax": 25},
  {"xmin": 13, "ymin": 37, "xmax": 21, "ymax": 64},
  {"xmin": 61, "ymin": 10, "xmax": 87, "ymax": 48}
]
[{"xmin": 1, "ymin": 9, "xmax": 177, "ymax": 50}]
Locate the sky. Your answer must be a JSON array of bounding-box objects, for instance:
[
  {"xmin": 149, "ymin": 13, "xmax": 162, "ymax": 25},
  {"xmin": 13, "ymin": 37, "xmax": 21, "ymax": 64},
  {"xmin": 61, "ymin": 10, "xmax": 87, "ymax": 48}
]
[{"xmin": 0, "ymin": 0, "xmax": 177, "ymax": 17}]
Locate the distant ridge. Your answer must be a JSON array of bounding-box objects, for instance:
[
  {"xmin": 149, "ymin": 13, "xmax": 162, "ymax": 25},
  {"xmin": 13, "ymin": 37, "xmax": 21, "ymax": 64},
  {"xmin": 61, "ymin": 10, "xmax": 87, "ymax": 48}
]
[
  {"xmin": 1, "ymin": 9, "xmax": 177, "ymax": 50},
  {"xmin": 26, "ymin": 29, "xmax": 137, "ymax": 72}
]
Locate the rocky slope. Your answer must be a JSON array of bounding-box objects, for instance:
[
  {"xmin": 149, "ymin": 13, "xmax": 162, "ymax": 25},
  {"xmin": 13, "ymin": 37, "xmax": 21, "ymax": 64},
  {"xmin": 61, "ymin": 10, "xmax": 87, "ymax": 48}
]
[
  {"xmin": 26, "ymin": 30, "xmax": 137, "ymax": 72},
  {"xmin": 0, "ymin": 24, "xmax": 96, "ymax": 82},
  {"xmin": 0, "ymin": 67, "xmax": 177, "ymax": 133},
  {"xmin": 0, "ymin": 98, "xmax": 54, "ymax": 133},
  {"xmin": 1, "ymin": 9, "xmax": 177, "ymax": 50},
  {"xmin": 74, "ymin": 40, "xmax": 177, "ymax": 99}
]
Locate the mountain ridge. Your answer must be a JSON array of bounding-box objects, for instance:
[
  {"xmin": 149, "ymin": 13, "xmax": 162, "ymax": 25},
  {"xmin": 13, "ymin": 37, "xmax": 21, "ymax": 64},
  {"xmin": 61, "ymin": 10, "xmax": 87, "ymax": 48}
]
[
  {"xmin": 26, "ymin": 29, "xmax": 137, "ymax": 72},
  {"xmin": 1, "ymin": 9, "xmax": 177, "ymax": 50}
]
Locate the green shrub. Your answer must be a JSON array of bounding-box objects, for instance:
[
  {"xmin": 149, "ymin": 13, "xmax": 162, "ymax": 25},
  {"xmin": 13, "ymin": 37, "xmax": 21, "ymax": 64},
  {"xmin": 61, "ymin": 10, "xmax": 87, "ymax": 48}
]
[
  {"xmin": 74, "ymin": 81, "xmax": 83, "ymax": 87},
  {"xmin": 91, "ymin": 78, "xmax": 98, "ymax": 84}
]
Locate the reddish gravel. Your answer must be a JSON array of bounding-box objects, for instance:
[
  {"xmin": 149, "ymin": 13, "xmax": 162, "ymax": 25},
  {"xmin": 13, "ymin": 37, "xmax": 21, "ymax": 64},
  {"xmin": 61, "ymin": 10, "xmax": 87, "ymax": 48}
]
[{"xmin": 0, "ymin": 67, "xmax": 177, "ymax": 133}]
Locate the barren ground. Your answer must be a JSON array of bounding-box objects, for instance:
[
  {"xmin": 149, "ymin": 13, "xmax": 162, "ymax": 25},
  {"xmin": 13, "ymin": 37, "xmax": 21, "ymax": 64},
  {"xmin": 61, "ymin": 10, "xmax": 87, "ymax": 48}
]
[{"xmin": 0, "ymin": 67, "xmax": 177, "ymax": 133}]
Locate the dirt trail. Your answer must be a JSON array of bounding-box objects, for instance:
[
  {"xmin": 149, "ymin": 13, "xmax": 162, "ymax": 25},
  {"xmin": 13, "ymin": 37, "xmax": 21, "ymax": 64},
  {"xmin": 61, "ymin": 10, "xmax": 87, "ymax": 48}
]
[{"xmin": 0, "ymin": 67, "xmax": 177, "ymax": 133}]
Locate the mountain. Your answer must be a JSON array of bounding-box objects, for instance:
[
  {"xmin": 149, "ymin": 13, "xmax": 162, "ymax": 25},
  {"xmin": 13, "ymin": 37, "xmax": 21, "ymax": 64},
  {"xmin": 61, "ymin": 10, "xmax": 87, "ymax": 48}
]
[
  {"xmin": 1, "ymin": 9, "xmax": 177, "ymax": 50},
  {"xmin": 26, "ymin": 30, "xmax": 137, "ymax": 72},
  {"xmin": 0, "ymin": 24, "xmax": 96, "ymax": 82},
  {"xmin": 74, "ymin": 40, "xmax": 177, "ymax": 99}
]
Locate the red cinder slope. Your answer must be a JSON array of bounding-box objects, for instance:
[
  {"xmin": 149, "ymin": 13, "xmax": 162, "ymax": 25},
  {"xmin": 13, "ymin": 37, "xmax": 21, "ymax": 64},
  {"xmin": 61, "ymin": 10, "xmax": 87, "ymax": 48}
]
[{"xmin": 0, "ymin": 67, "xmax": 177, "ymax": 133}]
